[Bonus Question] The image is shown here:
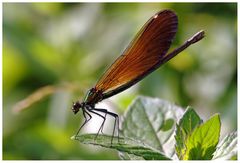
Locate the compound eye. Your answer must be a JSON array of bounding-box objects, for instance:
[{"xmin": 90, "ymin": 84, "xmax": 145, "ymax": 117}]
[{"xmin": 72, "ymin": 102, "xmax": 81, "ymax": 114}]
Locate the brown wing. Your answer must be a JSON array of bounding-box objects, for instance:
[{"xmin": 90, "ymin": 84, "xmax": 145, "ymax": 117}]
[{"xmin": 95, "ymin": 10, "xmax": 178, "ymax": 99}]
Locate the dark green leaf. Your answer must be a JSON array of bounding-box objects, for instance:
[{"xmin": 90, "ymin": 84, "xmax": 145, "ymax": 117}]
[
  {"xmin": 184, "ymin": 114, "xmax": 221, "ymax": 160},
  {"xmin": 121, "ymin": 96, "xmax": 184, "ymax": 158},
  {"xmin": 175, "ymin": 107, "xmax": 202, "ymax": 159},
  {"xmin": 73, "ymin": 134, "xmax": 171, "ymax": 160},
  {"xmin": 212, "ymin": 132, "xmax": 237, "ymax": 160}
]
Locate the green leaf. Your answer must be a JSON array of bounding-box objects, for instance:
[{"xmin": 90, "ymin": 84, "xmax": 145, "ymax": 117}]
[
  {"xmin": 184, "ymin": 114, "xmax": 221, "ymax": 160},
  {"xmin": 175, "ymin": 107, "xmax": 202, "ymax": 159},
  {"xmin": 212, "ymin": 132, "xmax": 237, "ymax": 160},
  {"xmin": 73, "ymin": 134, "xmax": 171, "ymax": 160},
  {"xmin": 118, "ymin": 152, "xmax": 144, "ymax": 160},
  {"xmin": 121, "ymin": 96, "xmax": 184, "ymax": 158}
]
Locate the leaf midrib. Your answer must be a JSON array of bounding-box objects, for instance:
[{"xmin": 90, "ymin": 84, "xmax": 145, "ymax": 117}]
[{"xmin": 139, "ymin": 100, "xmax": 163, "ymax": 151}]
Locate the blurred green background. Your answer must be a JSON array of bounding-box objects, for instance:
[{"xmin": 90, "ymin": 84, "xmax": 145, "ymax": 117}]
[{"xmin": 3, "ymin": 3, "xmax": 237, "ymax": 160}]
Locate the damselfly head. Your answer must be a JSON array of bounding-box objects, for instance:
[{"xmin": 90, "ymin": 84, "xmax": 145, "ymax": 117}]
[{"xmin": 72, "ymin": 101, "xmax": 82, "ymax": 114}]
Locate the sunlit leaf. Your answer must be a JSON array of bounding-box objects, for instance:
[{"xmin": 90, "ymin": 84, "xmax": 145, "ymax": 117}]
[
  {"xmin": 73, "ymin": 134, "xmax": 170, "ymax": 160},
  {"xmin": 118, "ymin": 152, "xmax": 144, "ymax": 160},
  {"xmin": 183, "ymin": 114, "xmax": 221, "ymax": 160},
  {"xmin": 212, "ymin": 132, "xmax": 237, "ymax": 160},
  {"xmin": 175, "ymin": 107, "xmax": 202, "ymax": 159},
  {"xmin": 121, "ymin": 96, "xmax": 184, "ymax": 158}
]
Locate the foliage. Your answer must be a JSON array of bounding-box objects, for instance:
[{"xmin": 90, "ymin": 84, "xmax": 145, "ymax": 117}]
[
  {"xmin": 73, "ymin": 134, "xmax": 170, "ymax": 160},
  {"xmin": 74, "ymin": 96, "xmax": 237, "ymax": 160},
  {"xmin": 3, "ymin": 3, "xmax": 237, "ymax": 160}
]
